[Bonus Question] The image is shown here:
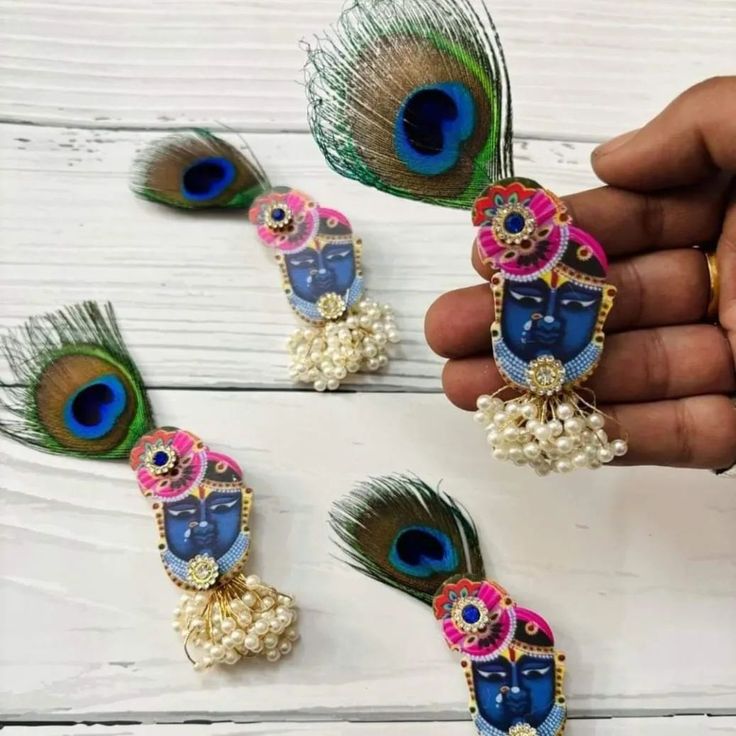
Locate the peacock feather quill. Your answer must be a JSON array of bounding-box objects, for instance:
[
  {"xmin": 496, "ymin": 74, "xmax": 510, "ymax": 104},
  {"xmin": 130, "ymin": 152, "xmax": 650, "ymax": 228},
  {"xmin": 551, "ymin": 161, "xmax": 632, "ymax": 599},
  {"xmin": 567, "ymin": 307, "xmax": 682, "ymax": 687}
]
[
  {"xmin": 0, "ymin": 301, "xmax": 153, "ymax": 459},
  {"xmin": 331, "ymin": 474, "xmax": 568, "ymax": 736},
  {"xmin": 304, "ymin": 0, "xmax": 513, "ymax": 209},
  {"xmin": 131, "ymin": 131, "xmax": 400, "ymax": 392}
]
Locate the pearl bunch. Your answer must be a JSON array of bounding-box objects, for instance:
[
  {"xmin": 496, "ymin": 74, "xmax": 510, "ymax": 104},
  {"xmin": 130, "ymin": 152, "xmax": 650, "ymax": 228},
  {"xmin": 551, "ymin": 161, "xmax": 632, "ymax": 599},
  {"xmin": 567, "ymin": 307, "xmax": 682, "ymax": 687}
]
[
  {"xmin": 173, "ymin": 574, "xmax": 299, "ymax": 670},
  {"xmin": 474, "ymin": 393, "xmax": 628, "ymax": 474},
  {"xmin": 287, "ymin": 298, "xmax": 400, "ymax": 391}
]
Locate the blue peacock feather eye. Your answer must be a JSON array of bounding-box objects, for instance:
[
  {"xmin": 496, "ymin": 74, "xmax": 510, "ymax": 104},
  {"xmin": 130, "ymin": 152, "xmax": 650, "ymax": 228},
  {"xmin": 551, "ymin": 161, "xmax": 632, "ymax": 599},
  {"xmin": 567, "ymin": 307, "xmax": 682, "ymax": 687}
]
[
  {"xmin": 181, "ymin": 156, "xmax": 237, "ymax": 202},
  {"xmin": 389, "ymin": 524, "xmax": 459, "ymax": 578},
  {"xmin": 62, "ymin": 375, "xmax": 127, "ymax": 440},
  {"xmin": 394, "ymin": 82, "xmax": 476, "ymax": 176}
]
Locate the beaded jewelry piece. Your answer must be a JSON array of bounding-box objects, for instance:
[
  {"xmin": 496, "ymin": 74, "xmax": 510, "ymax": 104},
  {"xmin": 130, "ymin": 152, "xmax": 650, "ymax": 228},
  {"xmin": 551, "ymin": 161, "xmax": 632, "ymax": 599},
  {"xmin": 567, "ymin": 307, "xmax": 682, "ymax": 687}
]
[
  {"xmin": 331, "ymin": 475, "xmax": 568, "ymax": 736},
  {"xmin": 131, "ymin": 131, "xmax": 400, "ymax": 391},
  {"xmin": 131, "ymin": 427, "xmax": 298, "ymax": 669},
  {"xmin": 471, "ymin": 179, "xmax": 627, "ymax": 473},
  {"xmin": 0, "ymin": 302, "xmax": 299, "ymax": 669}
]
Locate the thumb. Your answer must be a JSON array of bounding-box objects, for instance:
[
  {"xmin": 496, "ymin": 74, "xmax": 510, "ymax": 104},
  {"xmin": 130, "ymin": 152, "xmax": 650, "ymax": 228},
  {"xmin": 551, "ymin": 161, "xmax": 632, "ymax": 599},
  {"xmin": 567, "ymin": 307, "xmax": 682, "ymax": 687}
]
[{"xmin": 592, "ymin": 76, "xmax": 736, "ymax": 191}]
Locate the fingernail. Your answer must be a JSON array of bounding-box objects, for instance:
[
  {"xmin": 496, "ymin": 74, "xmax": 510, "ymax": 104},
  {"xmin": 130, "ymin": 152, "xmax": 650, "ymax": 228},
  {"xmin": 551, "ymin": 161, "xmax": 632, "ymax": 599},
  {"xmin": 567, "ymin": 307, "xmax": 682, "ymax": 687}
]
[{"xmin": 593, "ymin": 129, "xmax": 639, "ymax": 157}]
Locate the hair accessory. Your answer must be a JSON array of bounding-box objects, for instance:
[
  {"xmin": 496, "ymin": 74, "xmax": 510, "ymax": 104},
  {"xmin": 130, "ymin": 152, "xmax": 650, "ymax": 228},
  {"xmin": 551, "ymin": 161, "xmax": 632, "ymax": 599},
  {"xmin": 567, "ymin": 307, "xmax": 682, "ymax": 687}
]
[
  {"xmin": 304, "ymin": 0, "xmax": 513, "ymax": 209},
  {"xmin": 0, "ymin": 302, "xmax": 298, "ymax": 669},
  {"xmin": 131, "ymin": 131, "xmax": 400, "ymax": 392},
  {"xmin": 331, "ymin": 475, "xmax": 567, "ymax": 735},
  {"xmin": 472, "ymin": 178, "xmax": 627, "ymax": 473},
  {"xmin": 131, "ymin": 428, "xmax": 299, "ymax": 670}
]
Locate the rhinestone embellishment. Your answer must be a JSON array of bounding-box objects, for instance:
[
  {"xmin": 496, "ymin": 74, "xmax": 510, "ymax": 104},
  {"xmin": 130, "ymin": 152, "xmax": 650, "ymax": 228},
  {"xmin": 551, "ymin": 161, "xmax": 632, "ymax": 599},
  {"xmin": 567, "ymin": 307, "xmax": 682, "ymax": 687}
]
[
  {"xmin": 142, "ymin": 440, "xmax": 178, "ymax": 476},
  {"xmin": 316, "ymin": 292, "xmax": 347, "ymax": 321},
  {"xmin": 509, "ymin": 725, "xmax": 538, "ymax": 736},
  {"xmin": 451, "ymin": 597, "xmax": 489, "ymax": 634},
  {"xmin": 527, "ymin": 355, "xmax": 565, "ymax": 396},
  {"xmin": 491, "ymin": 203, "xmax": 536, "ymax": 246},
  {"xmin": 265, "ymin": 203, "xmax": 293, "ymax": 232},
  {"xmin": 187, "ymin": 554, "xmax": 219, "ymax": 590}
]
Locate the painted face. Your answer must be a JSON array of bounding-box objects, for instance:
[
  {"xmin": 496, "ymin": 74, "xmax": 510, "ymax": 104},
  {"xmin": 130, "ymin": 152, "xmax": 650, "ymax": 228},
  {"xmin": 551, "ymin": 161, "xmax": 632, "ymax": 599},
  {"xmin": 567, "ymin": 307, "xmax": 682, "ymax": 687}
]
[
  {"xmin": 164, "ymin": 488, "xmax": 242, "ymax": 561},
  {"xmin": 501, "ymin": 272, "xmax": 603, "ymax": 363},
  {"xmin": 473, "ymin": 653, "xmax": 556, "ymax": 730},
  {"xmin": 284, "ymin": 238, "xmax": 357, "ymax": 302}
]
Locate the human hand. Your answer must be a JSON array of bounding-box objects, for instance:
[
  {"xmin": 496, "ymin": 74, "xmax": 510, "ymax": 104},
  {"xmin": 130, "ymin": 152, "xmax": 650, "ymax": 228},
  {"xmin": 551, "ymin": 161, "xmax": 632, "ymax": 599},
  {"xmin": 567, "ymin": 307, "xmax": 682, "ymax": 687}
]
[{"xmin": 425, "ymin": 77, "xmax": 736, "ymax": 469}]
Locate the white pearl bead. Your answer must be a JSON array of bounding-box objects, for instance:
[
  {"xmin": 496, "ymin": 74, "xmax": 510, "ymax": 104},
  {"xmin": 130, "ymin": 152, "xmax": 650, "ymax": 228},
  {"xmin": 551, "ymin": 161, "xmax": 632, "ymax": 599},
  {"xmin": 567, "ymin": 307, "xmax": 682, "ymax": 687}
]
[
  {"xmin": 246, "ymin": 575, "xmax": 261, "ymax": 587},
  {"xmin": 521, "ymin": 403, "xmax": 536, "ymax": 420},
  {"xmin": 588, "ymin": 413, "xmax": 605, "ymax": 430},
  {"xmin": 548, "ymin": 419, "xmax": 563, "ymax": 437},
  {"xmin": 555, "ymin": 458, "xmax": 573, "ymax": 473},
  {"xmin": 493, "ymin": 411, "xmax": 507, "ymax": 427},
  {"xmin": 534, "ymin": 425, "xmax": 552, "ymax": 442},
  {"xmin": 266, "ymin": 648, "xmax": 281, "ymax": 662},
  {"xmin": 556, "ymin": 436, "xmax": 573, "ymax": 454},
  {"xmin": 493, "ymin": 447, "xmax": 508, "ymax": 461},
  {"xmin": 612, "ymin": 439, "xmax": 628, "ymax": 457},
  {"xmin": 557, "ymin": 403, "xmax": 574, "ymax": 421},
  {"xmin": 254, "ymin": 619, "xmax": 269, "ymax": 636},
  {"xmin": 477, "ymin": 395, "xmax": 494, "ymax": 411},
  {"xmin": 523, "ymin": 442, "xmax": 541, "ymax": 459},
  {"xmin": 279, "ymin": 640, "xmax": 292, "ymax": 655},
  {"xmin": 572, "ymin": 451, "xmax": 588, "ymax": 467},
  {"xmin": 564, "ymin": 417, "xmax": 584, "ymax": 435},
  {"xmin": 598, "ymin": 447, "xmax": 615, "ymax": 463},
  {"xmin": 221, "ymin": 618, "xmax": 235, "ymax": 634}
]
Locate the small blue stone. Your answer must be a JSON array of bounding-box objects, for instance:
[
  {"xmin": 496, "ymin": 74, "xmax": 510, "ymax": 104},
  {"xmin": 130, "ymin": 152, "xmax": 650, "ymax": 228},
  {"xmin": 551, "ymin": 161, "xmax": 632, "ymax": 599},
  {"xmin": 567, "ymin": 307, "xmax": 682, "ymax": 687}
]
[
  {"xmin": 504, "ymin": 212, "xmax": 526, "ymax": 234},
  {"xmin": 462, "ymin": 604, "xmax": 481, "ymax": 624},
  {"xmin": 153, "ymin": 450, "xmax": 169, "ymax": 467},
  {"xmin": 271, "ymin": 207, "xmax": 286, "ymax": 222}
]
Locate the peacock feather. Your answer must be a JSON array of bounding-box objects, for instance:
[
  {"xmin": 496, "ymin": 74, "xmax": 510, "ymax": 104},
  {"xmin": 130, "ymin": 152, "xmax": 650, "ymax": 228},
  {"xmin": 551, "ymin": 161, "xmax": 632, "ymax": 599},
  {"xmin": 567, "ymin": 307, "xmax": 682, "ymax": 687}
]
[
  {"xmin": 131, "ymin": 130, "xmax": 270, "ymax": 210},
  {"xmin": 329, "ymin": 474, "xmax": 485, "ymax": 605},
  {"xmin": 0, "ymin": 302, "xmax": 154, "ymax": 459},
  {"xmin": 304, "ymin": 0, "xmax": 513, "ymax": 209}
]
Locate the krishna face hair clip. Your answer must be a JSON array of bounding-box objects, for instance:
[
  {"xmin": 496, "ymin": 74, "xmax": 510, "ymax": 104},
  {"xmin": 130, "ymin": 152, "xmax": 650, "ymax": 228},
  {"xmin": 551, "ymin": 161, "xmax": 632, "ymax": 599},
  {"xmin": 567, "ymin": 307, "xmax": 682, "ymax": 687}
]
[
  {"xmin": 471, "ymin": 179, "xmax": 627, "ymax": 473},
  {"xmin": 331, "ymin": 475, "xmax": 567, "ymax": 736},
  {"xmin": 130, "ymin": 131, "xmax": 399, "ymax": 392},
  {"xmin": 0, "ymin": 301, "xmax": 298, "ymax": 669},
  {"xmin": 304, "ymin": 0, "xmax": 626, "ymax": 472}
]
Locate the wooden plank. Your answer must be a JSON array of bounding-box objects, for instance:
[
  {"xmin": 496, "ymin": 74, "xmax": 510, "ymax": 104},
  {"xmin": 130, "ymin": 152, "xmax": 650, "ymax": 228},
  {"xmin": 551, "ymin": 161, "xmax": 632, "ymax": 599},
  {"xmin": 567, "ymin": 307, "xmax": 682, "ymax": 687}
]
[
  {"xmin": 2, "ymin": 390, "xmax": 735, "ymax": 720},
  {"xmin": 3, "ymin": 717, "xmax": 736, "ymax": 734},
  {"xmin": 0, "ymin": 125, "xmax": 601, "ymax": 391},
  {"xmin": 1, "ymin": 0, "xmax": 734, "ymax": 139}
]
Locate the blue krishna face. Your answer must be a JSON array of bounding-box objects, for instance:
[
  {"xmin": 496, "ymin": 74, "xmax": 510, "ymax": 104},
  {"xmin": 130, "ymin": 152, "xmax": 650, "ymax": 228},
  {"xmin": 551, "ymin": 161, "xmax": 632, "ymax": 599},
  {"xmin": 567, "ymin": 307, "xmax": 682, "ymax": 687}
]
[
  {"xmin": 501, "ymin": 276, "xmax": 602, "ymax": 364},
  {"xmin": 164, "ymin": 489, "xmax": 242, "ymax": 561},
  {"xmin": 284, "ymin": 240, "xmax": 357, "ymax": 302},
  {"xmin": 473, "ymin": 655, "xmax": 556, "ymax": 730}
]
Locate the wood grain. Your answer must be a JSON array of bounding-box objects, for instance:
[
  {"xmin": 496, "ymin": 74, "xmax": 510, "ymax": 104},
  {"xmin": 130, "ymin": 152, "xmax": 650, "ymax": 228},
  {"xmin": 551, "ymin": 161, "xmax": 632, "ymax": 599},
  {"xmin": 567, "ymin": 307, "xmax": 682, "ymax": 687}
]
[
  {"xmin": 0, "ymin": 124, "xmax": 602, "ymax": 391},
  {"xmin": 2, "ymin": 390, "xmax": 735, "ymax": 720},
  {"xmin": 3, "ymin": 718, "xmax": 736, "ymax": 734},
  {"xmin": 1, "ymin": 0, "xmax": 734, "ymax": 139}
]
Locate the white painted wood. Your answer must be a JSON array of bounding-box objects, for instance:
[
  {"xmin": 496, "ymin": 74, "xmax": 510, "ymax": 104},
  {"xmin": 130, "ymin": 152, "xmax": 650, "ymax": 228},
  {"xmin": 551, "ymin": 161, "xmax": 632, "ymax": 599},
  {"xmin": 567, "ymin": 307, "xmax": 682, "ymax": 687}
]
[
  {"xmin": 2, "ymin": 391, "xmax": 735, "ymax": 719},
  {"xmin": 0, "ymin": 125, "xmax": 601, "ymax": 391},
  {"xmin": 1, "ymin": 0, "xmax": 734, "ymax": 139},
  {"xmin": 3, "ymin": 717, "xmax": 736, "ymax": 734}
]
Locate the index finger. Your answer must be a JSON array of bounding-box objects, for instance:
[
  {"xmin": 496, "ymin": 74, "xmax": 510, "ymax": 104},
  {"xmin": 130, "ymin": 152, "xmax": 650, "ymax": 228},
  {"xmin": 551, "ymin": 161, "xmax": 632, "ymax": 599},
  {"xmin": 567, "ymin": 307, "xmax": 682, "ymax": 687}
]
[{"xmin": 592, "ymin": 76, "xmax": 736, "ymax": 190}]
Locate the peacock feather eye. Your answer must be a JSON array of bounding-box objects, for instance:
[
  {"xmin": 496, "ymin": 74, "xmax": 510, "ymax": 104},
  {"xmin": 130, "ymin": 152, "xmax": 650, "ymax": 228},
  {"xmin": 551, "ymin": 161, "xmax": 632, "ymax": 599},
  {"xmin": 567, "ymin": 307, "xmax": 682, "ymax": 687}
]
[
  {"xmin": 304, "ymin": 0, "xmax": 513, "ymax": 210},
  {"xmin": 0, "ymin": 302, "xmax": 154, "ymax": 459}
]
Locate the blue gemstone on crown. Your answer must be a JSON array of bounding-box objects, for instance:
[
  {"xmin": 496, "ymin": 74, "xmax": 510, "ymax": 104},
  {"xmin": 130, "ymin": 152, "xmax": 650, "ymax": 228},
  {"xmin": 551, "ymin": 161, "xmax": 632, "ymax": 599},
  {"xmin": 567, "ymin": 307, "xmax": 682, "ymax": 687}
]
[
  {"xmin": 271, "ymin": 207, "xmax": 286, "ymax": 222},
  {"xmin": 462, "ymin": 603, "xmax": 482, "ymax": 624},
  {"xmin": 153, "ymin": 450, "xmax": 169, "ymax": 467},
  {"xmin": 504, "ymin": 212, "xmax": 526, "ymax": 234}
]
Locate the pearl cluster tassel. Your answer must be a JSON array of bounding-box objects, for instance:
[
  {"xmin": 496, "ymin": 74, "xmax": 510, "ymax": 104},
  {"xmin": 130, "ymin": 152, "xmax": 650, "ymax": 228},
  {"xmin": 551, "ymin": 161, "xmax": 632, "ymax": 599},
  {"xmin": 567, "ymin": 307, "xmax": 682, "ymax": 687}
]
[
  {"xmin": 287, "ymin": 298, "xmax": 400, "ymax": 391},
  {"xmin": 172, "ymin": 574, "xmax": 298, "ymax": 670},
  {"xmin": 474, "ymin": 393, "xmax": 628, "ymax": 475}
]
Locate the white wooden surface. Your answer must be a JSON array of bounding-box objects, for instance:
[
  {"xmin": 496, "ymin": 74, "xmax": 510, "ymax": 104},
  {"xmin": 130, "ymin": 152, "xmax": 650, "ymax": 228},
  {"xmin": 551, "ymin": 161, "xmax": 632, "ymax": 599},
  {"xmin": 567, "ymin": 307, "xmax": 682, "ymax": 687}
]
[
  {"xmin": 1, "ymin": 0, "xmax": 735, "ymax": 733},
  {"xmin": 4, "ymin": 719, "xmax": 736, "ymax": 735}
]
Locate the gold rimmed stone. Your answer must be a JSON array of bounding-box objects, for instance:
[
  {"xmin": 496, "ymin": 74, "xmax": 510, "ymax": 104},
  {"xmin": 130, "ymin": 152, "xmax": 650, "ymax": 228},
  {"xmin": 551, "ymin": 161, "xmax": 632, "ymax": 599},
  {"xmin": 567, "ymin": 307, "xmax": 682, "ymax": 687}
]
[
  {"xmin": 187, "ymin": 554, "xmax": 219, "ymax": 590},
  {"xmin": 527, "ymin": 356, "xmax": 565, "ymax": 396},
  {"xmin": 316, "ymin": 292, "xmax": 347, "ymax": 321}
]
